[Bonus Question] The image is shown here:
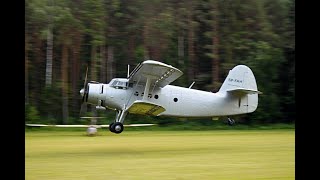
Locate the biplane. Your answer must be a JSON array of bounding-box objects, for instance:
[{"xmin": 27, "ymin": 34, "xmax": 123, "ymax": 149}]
[{"xmin": 78, "ymin": 60, "xmax": 261, "ymax": 134}]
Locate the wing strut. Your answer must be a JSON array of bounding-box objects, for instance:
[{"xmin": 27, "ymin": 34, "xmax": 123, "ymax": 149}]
[{"xmin": 143, "ymin": 76, "xmax": 152, "ymax": 101}]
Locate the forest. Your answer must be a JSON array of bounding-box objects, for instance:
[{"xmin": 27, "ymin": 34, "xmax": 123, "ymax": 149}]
[{"xmin": 25, "ymin": 0, "xmax": 295, "ymax": 125}]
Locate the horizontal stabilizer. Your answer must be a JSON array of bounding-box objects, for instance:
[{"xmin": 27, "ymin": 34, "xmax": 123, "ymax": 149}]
[
  {"xmin": 127, "ymin": 100, "xmax": 166, "ymax": 116},
  {"xmin": 227, "ymin": 88, "xmax": 262, "ymax": 95}
]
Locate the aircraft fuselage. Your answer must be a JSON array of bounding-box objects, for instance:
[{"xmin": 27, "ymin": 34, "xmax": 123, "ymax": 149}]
[{"xmin": 86, "ymin": 82, "xmax": 255, "ymax": 118}]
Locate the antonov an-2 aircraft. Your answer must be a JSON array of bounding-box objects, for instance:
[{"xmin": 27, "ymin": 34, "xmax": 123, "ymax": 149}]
[{"xmin": 79, "ymin": 60, "xmax": 262, "ymax": 134}]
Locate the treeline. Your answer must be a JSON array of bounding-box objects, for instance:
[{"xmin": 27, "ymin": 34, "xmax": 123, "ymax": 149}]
[{"xmin": 25, "ymin": 0, "xmax": 295, "ymax": 124}]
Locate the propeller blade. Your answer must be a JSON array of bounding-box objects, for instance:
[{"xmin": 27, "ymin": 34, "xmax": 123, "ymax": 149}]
[
  {"xmin": 82, "ymin": 66, "xmax": 89, "ymax": 103},
  {"xmin": 80, "ymin": 66, "xmax": 89, "ymax": 117},
  {"xmin": 83, "ymin": 66, "xmax": 88, "ymax": 90}
]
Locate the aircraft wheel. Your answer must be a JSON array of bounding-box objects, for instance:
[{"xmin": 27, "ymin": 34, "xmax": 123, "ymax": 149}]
[
  {"xmin": 112, "ymin": 122, "xmax": 124, "ymax": 134},
  {"xmin": 109, "ymin": 122, "xmax": 115, "ymax": 132},
  {"xmin": 227, "ymin": 118, "xmax": 235, "ymax": 126}
]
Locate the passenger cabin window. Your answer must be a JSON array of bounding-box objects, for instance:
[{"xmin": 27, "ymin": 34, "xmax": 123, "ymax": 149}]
[{"xmin": 110, "ymin": 79, "xmax": 129, "ymax": 90}]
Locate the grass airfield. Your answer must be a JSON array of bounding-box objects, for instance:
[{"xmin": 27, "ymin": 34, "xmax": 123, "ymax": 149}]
[{"xmin": 26, "ymin": 129, "xmax": 294, "ymax": 180}]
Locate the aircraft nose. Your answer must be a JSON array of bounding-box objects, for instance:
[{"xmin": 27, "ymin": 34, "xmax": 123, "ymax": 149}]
[{"xmin": 80, "ymin": 88, "xmax": 84, "ymax": 97}]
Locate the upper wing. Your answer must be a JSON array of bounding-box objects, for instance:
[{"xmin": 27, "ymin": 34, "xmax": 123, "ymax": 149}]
[{"xmin": 128, "ymin": 60, "xmax": 183, "ymax": 88}]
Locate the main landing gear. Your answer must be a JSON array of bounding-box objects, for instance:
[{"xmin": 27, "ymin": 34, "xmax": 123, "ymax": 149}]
[
  {"xmin": 227, "ymin": 117, "xmax": 235, "ymax": 126},
  {"xmin": 109, "ymin": 122, "xmax": 124, "ymax": 134},
  {"xmin": 109, "ymin": 110, "xmax": 127, "ymax": 134}
]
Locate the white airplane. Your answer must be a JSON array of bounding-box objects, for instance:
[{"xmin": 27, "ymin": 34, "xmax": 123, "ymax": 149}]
[{"xmin": 79, "ymin": 60, "xmax": 262, "ymax": 134}]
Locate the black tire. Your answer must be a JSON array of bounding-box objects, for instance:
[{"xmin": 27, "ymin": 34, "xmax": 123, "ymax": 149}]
[
  {"xmin": 109, "ymin": 122, "xmax": 115, "ymax": 132},
  {"xmin": 112, "ymin": 122, "xmax": 124, "ymax": 134}
]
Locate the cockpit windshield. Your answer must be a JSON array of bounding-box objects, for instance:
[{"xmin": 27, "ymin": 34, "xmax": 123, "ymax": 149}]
[{"xmin": 109, "ymin": 78, "xmax": 129, "ymax": 89}]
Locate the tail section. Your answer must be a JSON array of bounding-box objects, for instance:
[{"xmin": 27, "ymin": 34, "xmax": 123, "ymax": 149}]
[{"xmin": 219, "ymin": 65, "xmax": 261, "ymax": 114}]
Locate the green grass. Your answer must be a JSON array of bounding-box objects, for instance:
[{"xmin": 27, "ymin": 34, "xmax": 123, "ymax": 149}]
[{"xmin": 26, "ymin": 130, "xmax": 295, "ymax": 180}]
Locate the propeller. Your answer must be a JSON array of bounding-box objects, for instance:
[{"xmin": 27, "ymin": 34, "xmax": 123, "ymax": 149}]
[
  {"xmin": 79, "ymin": 66, "xmax": 102, "ymax": 128},
  {"xmin": 79, "ymin": 66, "xmax": 89, "ymax": 117},
  {"xmin": 82, "ymin": 66, "xmax": 89, "ymax": 103}
]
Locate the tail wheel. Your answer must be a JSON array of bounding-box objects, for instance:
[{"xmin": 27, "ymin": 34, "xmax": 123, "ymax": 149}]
[{"xmin": 227, "ymin": 118, "xmax": 235, "ymax": 126}]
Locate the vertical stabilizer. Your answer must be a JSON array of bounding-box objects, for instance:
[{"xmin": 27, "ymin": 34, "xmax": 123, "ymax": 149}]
[
  {"xmin": 219, "ymin": 65, "xmax": 258, "ymax": 92},
  {"xmin": 219, "ymin": 65, "xmax": 260, "ymax": 113}
]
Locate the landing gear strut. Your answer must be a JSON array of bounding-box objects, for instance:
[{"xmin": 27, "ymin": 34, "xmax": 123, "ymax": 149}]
[{"xmin": 227, "ymin": 117, "xmax": 235, "ymax": 126}]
